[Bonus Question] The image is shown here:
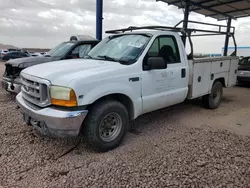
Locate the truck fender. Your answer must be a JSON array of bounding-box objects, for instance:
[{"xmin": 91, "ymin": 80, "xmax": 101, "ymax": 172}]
[{"xmin": 77, "ymin": 83, "xmax": 142, "ymax": 119}]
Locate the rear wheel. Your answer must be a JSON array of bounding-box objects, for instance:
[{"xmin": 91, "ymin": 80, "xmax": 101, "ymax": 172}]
[
  {"xmin": 202, "ymin": 81, "xmax": 223, "ymax": 109},
  {"xmin": 237, "ymin": 80, "xmax": 245, "ymax": 85},
  {"xmin": 84, "ymin": 100, "xmax": 129, "ymax": 152}
]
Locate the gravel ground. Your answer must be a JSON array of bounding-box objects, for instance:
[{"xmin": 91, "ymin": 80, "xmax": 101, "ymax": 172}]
[{"xmin": 0, "ymin": 61, "xmax": 250, "ymax": 187}]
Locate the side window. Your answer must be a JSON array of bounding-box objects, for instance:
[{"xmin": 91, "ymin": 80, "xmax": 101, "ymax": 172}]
[
  {"xmin": 145, "ymin": 36, "xmax": 181, "ymax": 64},
  {"xmin": 70, "ymin": 45, "xmax": 91, "ymax": 58},
  {"xmin": 148, "ymin": 39, "xmax": 159, "ymax": 57},
  {"xmin": 78, "ymin": 45, "xmax": 91, "ymax": 58},
  {"xmin": 71, "ymin": 46, "xmax": 80, "ymax": 55}
]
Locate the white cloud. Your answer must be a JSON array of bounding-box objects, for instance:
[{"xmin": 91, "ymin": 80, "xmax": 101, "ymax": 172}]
[{"xmin": 37, "ymin": 11, "xmax": 56, "ymax": 19}]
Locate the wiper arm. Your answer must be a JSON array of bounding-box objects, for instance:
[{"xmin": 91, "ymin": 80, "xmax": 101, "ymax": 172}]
[
  {"xmin": 97, "ymin": 55, "xmax": 133, "ymax": 65},
  {"xmin": 97, "ymin": 55, "xmax": 118, "ymax": 62}
]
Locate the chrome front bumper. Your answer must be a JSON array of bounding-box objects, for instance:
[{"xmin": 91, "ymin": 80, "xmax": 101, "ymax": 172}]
[
  {"xmin": 16, "ymin": 93, "xmax": 88, "ymax": 138},
  {"xmin": 1, "ymin": 77, "xmax": 21, "ymax": 93}
]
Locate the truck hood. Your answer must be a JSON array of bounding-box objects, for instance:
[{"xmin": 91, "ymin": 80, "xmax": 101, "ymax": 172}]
[
  {"xmin": 6, "ymin": 56, "xmax": 61, "ymax": 68},
  {"xmin": 22, "ymin": 59, "xmax": 125, "ymax": 86}
]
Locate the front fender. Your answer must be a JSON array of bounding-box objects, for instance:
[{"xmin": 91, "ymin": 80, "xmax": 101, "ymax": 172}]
[{"xmin": 75, "ymin": 82, "xmax": 142, "ymax": 119}]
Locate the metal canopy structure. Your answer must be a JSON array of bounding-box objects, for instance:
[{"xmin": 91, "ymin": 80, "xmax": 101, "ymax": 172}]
[
  {"xmin": 156, "ymin": 0, "xmax": 250, "ymax": 56},
  {"xmin": 157, "ymin": 0, "xmax": 250, "ymax": 20}
]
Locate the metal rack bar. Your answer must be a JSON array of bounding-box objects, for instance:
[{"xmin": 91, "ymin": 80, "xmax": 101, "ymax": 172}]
[{"xmin": 105, "ymin": 23, "xmax": 235, "ymax": 36}]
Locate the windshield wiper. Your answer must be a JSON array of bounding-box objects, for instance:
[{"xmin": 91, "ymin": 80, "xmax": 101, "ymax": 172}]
[
  {"xmin": 97, "ymin": 55, "xmax": 119, "ymax": 62},
  {"xmin": 97, "ymin": 55, "xmax": 133, "ymax": 65}
]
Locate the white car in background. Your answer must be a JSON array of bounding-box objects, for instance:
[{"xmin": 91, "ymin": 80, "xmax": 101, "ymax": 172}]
[
  {"xmin": 30, "ymin": 52, "xmax": 44, "ymax": 57},
  {"xmin": 0, "ymin": 49, "xmax": 8, "ymax": 59}
]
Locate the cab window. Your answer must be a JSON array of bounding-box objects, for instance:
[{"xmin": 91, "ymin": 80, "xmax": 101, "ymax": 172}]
[{"xmin": 145, "ymin": 35, "xmax": 181, "ymax": 64}]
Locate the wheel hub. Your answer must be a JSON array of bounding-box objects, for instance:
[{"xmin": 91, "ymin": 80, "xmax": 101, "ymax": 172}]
[
  {"xmin": 99, "ymin": 112, "xmax": 122, "ymax": 142},
  {"xmin": 212, "ymin": 87, "xmax": 221, "ymax": 104}
]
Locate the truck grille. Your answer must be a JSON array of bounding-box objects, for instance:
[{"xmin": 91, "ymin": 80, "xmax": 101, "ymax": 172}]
[{"xmin": 21, "ymin": 73, "xmax": 51, "ymax": 107}]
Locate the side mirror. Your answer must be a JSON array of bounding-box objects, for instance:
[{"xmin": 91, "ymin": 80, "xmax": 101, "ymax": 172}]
[{"xmin": 147, "ymin": 57, "xmax": 167, "ymax": 70}]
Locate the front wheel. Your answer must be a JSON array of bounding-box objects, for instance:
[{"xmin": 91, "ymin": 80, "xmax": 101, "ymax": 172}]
[
  {"xmin": 202, "ymin": 81, "xmax": 223, "ymax": 109},
  {"xmin": 84, "ymin": 100, "xmax": 129, "ymax": 152}
]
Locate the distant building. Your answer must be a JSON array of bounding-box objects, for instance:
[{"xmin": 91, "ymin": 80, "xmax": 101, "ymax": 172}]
[
  {"xmin": 207, "ymin": 53, "xmax": 221, "ymax": 57},
  {"xmin": 222, "ymin": 46, "xmax": 250, "ymax": 57},
  {"xmin": 193, "ymin": 53, "xmax": 221, "ymax": 58}
]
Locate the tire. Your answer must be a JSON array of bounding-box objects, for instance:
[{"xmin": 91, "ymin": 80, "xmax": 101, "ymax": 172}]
[
  {"xmin": 84, "ymin": 100, "xmax": 129, "ymax": 152},
  {"xmin": 237, "ymin": 80, "xmax": 245, "ymax": 85},
  {"xmin": 202, "ymin": 81, "xmax": 223, "ymax": 109}
]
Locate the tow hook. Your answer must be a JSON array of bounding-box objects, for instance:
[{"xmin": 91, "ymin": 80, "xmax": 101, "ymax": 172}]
[
  {"xmin": 10, "ymin": 85, "xmax": 15, "ymax": 90},
  {"xmin": 10, "ymin": 79, "xmax": 15, "ymax": 90}
]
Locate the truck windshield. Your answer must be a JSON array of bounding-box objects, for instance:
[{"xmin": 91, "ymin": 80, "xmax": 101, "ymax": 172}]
[
  {"xmin": 88, "ymin": 34, "xmax": 151, "ymax": 64},
  {"xmin": 47, "ymin": 42, "xmax": 74, "ymax": 57}
]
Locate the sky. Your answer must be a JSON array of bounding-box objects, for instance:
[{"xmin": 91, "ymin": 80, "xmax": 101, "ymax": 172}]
[{"xmin": 0, "ymin": 0, "xmax": 250, "ymax": 53}]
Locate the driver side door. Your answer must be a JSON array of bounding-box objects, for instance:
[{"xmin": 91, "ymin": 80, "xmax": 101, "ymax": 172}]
[{"xmin": 141, "ymin": 35, "xmax": 188, "ymax": 114}]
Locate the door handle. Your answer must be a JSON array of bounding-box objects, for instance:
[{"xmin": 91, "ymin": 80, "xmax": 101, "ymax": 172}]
[{"xmin": 181, "ymin": 68, "xmax": 186, "ymax": 78}]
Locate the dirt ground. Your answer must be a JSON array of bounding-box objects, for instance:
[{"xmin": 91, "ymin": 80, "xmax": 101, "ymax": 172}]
[{"xmin": 0, "ymin": 61, "xmax": 249, "ymax": 187}]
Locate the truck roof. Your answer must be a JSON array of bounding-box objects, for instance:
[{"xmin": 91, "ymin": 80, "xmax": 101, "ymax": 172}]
[
  {"xmin": 65, "ymin": 40, "xmax": 100, "ymax": 44},
  {"xmin": 70, "ymin": 35, "xmax": 96, "ymax": 41}
]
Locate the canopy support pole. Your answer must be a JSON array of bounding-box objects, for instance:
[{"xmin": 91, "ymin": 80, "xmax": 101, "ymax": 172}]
[
  {"xmin": 96, "ymin": 0, "xmax": 103, "ymax": 40},
  {"xmin": 223, "ymin": 17, "xmax": 232, "ymax": 56},
  {"xmin": 182, "ymin": 0, "xmax": 190, "ymax": 46}
]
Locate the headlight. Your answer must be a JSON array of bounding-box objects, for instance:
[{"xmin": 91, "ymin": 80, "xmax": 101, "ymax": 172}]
[
  {"xmin": 50, "ymin": 86, "xmax": 77, "ymax": 107},
  {"xmin": 18, "ymin": 62, "xmax": 34, "ymax": 68}
]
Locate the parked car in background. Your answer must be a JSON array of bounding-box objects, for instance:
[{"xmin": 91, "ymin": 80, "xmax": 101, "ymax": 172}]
[
  {"xmin": 237, "ymin": 56, "xmax": 250, "ymax": 84},
  {"xmin": 1, "ymin": 35, "xmax": 99, "ymax": 93},
  {"xmin": 0, "ymin": 49, "xmax": 8, "ymax": 59},
  {"xmin": 29, "ymin": 52, "xmax": 43, "ymax": 57},
  {"xmin": 8, "ymin": 48, "xmax": 21, "ymax": 52},
  {"xmin": 2, "ymin": 51, "xmax": 29, "ymax": 61}
]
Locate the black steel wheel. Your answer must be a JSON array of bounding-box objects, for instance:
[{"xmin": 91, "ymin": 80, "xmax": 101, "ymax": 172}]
[
  {"xmin": 202, "ymin": 81, "xmax": 223, "ymax": 109},
  {"xmin": 84, "ymin": 100, "xmax": 129, "ymax": 152}
]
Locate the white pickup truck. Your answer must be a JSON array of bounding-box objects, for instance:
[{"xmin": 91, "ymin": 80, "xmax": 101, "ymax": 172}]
[{"xmin": 16, "ymin": 28, "xmax": 239, "ymax": 151}]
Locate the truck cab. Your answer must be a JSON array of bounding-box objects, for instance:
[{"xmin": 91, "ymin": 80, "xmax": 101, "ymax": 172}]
[
  {"xmin": 16, "ymin": 27, "xmax": 239, "ymax": 151},
  {"xmin": 1, "ymin": 35, "xmax": 99, "ymax": 93}
]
